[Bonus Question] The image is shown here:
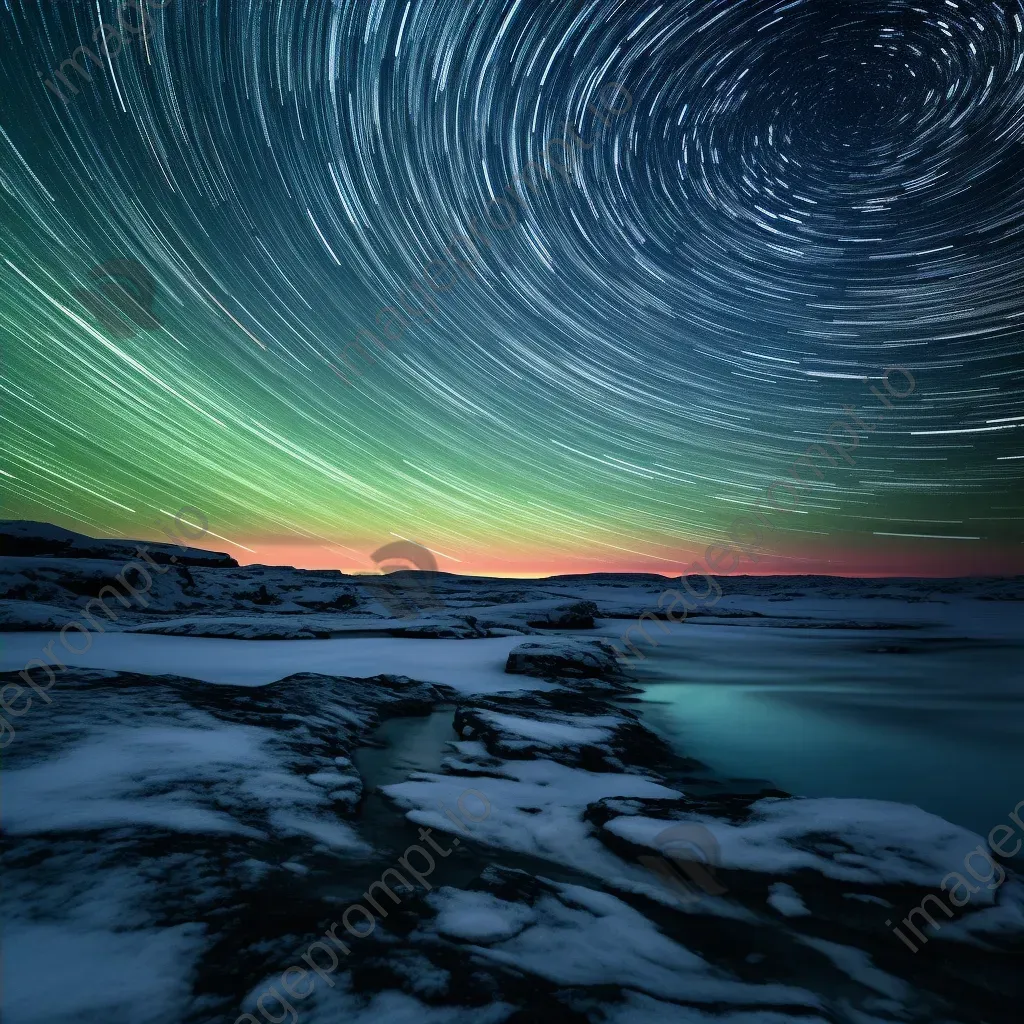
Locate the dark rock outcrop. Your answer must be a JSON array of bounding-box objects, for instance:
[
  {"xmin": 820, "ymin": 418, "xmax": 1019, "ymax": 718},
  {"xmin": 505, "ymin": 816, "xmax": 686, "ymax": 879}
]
[
  {"xmin": 527, "ymin": 599, "xmax": 599, "ymax": 629},
  {"xmin": 505, "ymin": 638, "xmax": 625, "ymax": 683},
  {"xmin": 0, "ymin": 520, "xmax": 237, "ymax": 567}
]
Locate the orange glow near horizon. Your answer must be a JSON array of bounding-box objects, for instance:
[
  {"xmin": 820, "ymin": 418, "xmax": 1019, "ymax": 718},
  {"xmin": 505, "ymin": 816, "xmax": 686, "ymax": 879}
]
[{"xmin": 223, "ymin": 538, "xmax": 1024, "ymax": 579}]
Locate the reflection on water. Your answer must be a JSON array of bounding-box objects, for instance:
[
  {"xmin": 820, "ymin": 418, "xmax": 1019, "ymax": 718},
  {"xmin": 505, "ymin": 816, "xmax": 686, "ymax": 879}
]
[
  {"xmin": 636, "ymin": 624, "xmax": 1024, "ymax": 836},
  {"xmin": 355, "ymin": 709, "xmax": 457, "ymax": 790},
  {"xmin": 351, "ymin": 708, "xmax": 601, "ymax": 893}
]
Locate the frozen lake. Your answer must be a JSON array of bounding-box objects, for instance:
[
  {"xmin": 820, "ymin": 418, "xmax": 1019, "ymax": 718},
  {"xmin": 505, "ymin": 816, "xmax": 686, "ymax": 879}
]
[{"xmin": 636, "ymin": 621, "xmax": 1024, "ymax": 837}]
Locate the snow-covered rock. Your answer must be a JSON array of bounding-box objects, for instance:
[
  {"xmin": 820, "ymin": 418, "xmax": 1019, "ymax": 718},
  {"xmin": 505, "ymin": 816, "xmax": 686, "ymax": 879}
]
[
  {"xmin": 525, "ymin": 599, "xmax": 599, "ymax": 629},
  {"xmin": 0, "ymin": 599, "xmax": 71, "ymax": 631},
  {"xmin": 603, "ymin": 796, "xmax": 1002, "ymax": 892},
  {"xmin": 452, "ymin": 689, "xmax": 673, "ymax": 772},
  {"xmin": 504, "ymin": 638, "xmax": 625, "ymax": 682}
]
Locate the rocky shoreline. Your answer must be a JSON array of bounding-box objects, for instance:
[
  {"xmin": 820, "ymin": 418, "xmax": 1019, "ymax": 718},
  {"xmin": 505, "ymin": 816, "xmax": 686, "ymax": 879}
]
[{"xmin": 3, "ymin": 633, "xmax": 1021, "ymax": 1023}]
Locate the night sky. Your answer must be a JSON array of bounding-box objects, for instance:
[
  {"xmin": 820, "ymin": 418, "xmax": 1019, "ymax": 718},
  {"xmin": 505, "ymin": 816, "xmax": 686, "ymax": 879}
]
[{"xmin": 2, "ymin": 0, "xmax": 1022, "ymax": 575}]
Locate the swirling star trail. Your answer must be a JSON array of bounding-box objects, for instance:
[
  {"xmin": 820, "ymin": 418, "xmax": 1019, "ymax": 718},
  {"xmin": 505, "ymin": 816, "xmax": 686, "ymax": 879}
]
[{"xmin": 2, "ymin": 0, "xmax": 1022, "ymax": 575}]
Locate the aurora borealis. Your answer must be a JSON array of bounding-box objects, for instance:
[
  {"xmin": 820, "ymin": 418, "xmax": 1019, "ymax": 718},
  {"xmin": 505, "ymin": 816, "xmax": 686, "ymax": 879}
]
[{"xmin": 2, "ymin": 0, "xmax": 1023, "ymax": 576}]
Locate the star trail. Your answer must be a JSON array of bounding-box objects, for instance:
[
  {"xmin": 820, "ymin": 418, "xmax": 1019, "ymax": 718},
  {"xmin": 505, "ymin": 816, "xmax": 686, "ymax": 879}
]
[{"xmin": 1, "ymin": 0, "xmax": 1022, "ymax": 575}]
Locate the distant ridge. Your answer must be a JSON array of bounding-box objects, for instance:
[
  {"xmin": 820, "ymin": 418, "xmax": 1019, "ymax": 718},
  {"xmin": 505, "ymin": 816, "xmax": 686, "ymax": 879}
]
[
  {"xmin": 540, "ymin": 572, "xmax": 673, "ymax": 583},
  {"xmin": 1, "ymin": 522, "xmax": 1021, "ymax": 584}
]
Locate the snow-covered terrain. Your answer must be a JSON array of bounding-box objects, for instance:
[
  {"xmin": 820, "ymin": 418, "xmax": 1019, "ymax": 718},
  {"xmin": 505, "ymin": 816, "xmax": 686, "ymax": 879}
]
[{"xmin": 1, "ymin": 521, "xmax": 1022, "ymax": 1024}]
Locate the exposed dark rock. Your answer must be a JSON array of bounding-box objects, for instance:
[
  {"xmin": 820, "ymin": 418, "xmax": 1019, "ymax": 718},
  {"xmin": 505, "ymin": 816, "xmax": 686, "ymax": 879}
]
[
  {"xmin": 0, "ymin": 520, "xmax": 237, "ymax": 567},
  {"xmin": 527, "ymin": 600, "xmax": 599, "ymax": 629},
  {"xmin": 505, "ymin": 639, "xmax": 625, "ymax": 683},
  {"xmin": 453, "ymin": 690, "xmax": 673, "ymax": 772}
]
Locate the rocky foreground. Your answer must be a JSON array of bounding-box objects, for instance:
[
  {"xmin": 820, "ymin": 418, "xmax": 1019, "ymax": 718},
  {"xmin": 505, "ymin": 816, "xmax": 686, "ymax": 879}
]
[
  {"xmin": 2, "ymin": 522, "xmax": 1023, "ymax": 1023},
  {"xmin": 2, "ymin": 639, "xmax": 1022, "ymax": 1024}
]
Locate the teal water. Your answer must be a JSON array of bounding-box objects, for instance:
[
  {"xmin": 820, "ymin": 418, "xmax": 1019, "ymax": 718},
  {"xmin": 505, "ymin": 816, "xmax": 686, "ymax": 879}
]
[{"xmin": 635, "ymin": 623, "xmax": 1024, "ymax": 837}]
